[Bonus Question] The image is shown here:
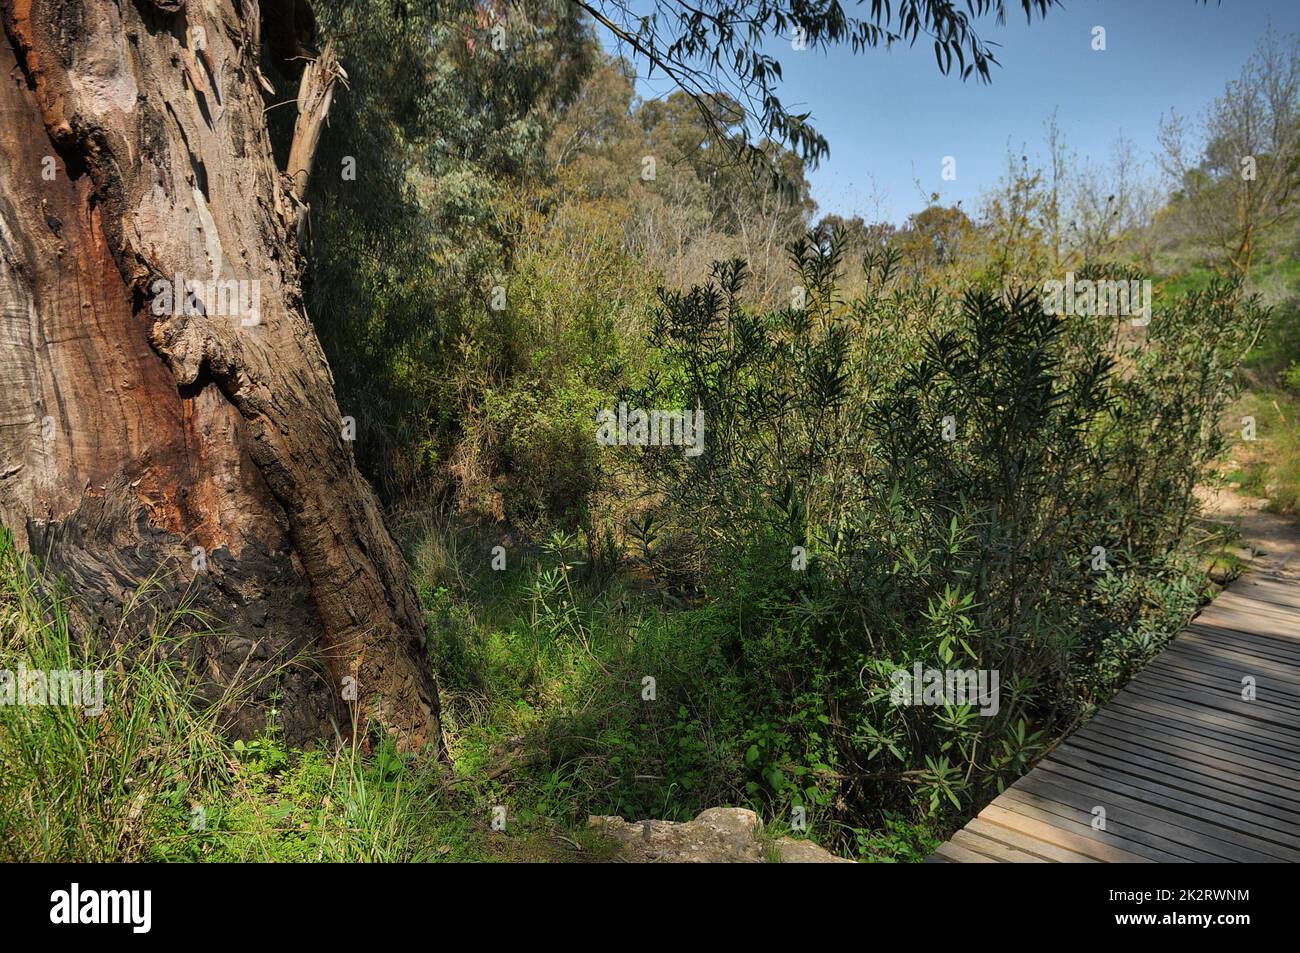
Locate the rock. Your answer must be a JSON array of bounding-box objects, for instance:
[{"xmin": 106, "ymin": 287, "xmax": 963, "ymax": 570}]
[
  {"xmin": 588, "ymin": 807, "xmax": 852, "ymax": 863},
  {"xmin": 775, "ymin": 837, "xmax": 853, "ymax": 863}
]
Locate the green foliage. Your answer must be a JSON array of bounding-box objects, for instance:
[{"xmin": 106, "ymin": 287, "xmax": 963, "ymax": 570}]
[
  {"xmin": 306, "ymin": 0, "xmax": 597, "ymax": 501},
  {"xmin": 12, "ymin": 0, "xmax": 1292, "ymax": 867},
  {"xmin": 363, "ymin": 223, "xmax": 1265, "ymax": 862},
  {"xmin": 566, "ymin": 0, "xmax": 1059, "ymax": 176},
  {"xmin": 593, "ymin": 232, "xmax": 1263, "ymax": 849},
  {"xmin": 0, "ymin": 531, "xmax": 234, "ymax": 862},
  {"xmin": 0, "ymin": 529, "xmax": 586, "ymax": 863}
]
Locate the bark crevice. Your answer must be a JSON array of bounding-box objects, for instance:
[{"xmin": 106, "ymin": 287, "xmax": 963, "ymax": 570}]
[{"xmin": 0, "ymin": 0, "xmax": 440, "ymax": 751}]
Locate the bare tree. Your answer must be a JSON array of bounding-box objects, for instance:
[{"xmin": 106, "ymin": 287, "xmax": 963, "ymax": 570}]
[
  {"xmin": 1072, "ymin": 133, "xmax": 1162, "ymax": 268},
  {"xmin": 1159, "ymin": 28, "xmax": 1300, "ymax": 274}
]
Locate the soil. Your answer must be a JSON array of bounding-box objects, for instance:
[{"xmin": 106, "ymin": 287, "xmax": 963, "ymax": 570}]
[{"xmin": 1197, "ymin": 485, "xmax": 1300, "ymax": 581}]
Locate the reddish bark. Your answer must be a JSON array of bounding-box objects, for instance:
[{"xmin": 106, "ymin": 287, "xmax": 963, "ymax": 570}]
[{"xmin": 0, "ymin": 0, "xmax": 438, "ymax": 749}]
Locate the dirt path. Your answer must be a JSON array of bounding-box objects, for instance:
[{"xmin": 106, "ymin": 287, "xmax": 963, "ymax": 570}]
[{"xmin": 1197, "ymin": 485, "xmax": 1300, "ymax": 582}]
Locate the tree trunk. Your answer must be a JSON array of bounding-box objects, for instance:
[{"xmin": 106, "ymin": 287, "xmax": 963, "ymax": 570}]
[{"xmin": 0, "ymin": 0, "xmax": 439, "ymax": 750}]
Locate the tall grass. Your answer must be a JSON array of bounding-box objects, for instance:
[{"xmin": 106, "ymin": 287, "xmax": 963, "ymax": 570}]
[
  {"xmin": 0, "ymin": 529, "xmax": 497, "ymax": 863},
  {"xmin": 0, "ymin": 529, "xmax": 232, "ymax": 860}
]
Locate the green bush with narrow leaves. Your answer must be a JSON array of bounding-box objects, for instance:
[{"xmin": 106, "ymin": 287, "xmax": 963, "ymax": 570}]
[{"xmin": 561, "ymin": 231, "xmax": 1268, "ymax": 850}]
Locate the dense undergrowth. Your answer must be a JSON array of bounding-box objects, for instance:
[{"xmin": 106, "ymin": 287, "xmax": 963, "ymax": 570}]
[
  {"xmin": 416, "ymin": 240, "xmax": 1263, "ymax": 859},
  {"xmin": 0, "ymin": 530, "xmax": 622, "ymax": 863},
  {"xmin": 1167, "ymin": 226, "xmax": 1300, "ymax": 516},
  {"xmin": 0, "ymin": 238, "xmax": 1266, "ymax": 862}
]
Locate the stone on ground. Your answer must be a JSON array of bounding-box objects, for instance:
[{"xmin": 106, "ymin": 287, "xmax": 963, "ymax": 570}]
[{"xmin": 588, "ymin": 807, "xmax": 852, "ymax": 863}]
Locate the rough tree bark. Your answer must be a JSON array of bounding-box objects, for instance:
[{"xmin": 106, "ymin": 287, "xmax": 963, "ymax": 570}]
[{"xmin": 0, "ymin": 0, "xmax": 439, "ymax": 749}]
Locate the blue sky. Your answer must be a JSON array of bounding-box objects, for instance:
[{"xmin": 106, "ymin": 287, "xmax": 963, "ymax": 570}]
[{"xmin": 609, "ymin": 0, "xmax": 1300, "ymax": 224}]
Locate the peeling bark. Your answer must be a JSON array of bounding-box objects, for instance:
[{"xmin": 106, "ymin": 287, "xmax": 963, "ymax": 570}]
[
  {"xmin": 0, "ymin": 0, "xmax": 438, "ymax": 749},
  {"xmin": 286, "ymin": 38, "xmax": 341, "ymax": 201}
]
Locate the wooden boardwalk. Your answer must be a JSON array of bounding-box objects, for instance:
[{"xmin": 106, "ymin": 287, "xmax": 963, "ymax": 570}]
[{"xmin": 929, "ymin": 570, "xmax": 1300, "ymax": 863}]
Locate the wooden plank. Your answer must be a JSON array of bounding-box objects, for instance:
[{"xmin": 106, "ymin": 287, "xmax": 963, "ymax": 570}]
[
  {"xmin": 1159, "ymin": 638, "xmax": 1300, "ymax": 684},
  {"xmin": 1102, "ymin": 699, "xmax": 1300, "ymax": 767},
  {"xmin": 1037, "ymin": 756, "xmax": 1300, "ymax": 851},
  {"xmin": 1213, "ymin": 589, "xmax": 1300, "ymax": 625},
  {"xmin": 1105, "ymin": 694, "xmax": 1300, "ymax": 761},
  {"xmin": 965, "ymin": 817, "xmax": 1100, "ymax": 863},
  {"xmin": 998, "ymin": 787, "xmax": 1214, "ymax": 861},
  {"xmin": 1044, "ymin": 746, "xmax": 1300, "ymax": 840},
  {"xmin": 1107, "ymin": 686, "xmax": 1300, "ymax": 743},
  {"xmin": 1059, "ymin": 733, "xmax": 1300, "ymax": 816},
  {"xmin": 1188, "ymin": 604, "xmax": 1300, "ymax": 643},
  {"xmin": 976, "ymin": 801, "xmax": 1160, "ymax": 863},
  {"xmin": 951, "ymin": 829, "xmax": 1050, "ymax": 862},
  {"xmin": 932, "ymin": 841, "xmax": 998, "ymax": 863},
  {"xmin": 1088, "ymin": 705, "xmax": 1300, "ymax": 781},
  {"xmin": 1145, "ymin": 650, "xmax": 1300, "ymax": 698},
  {"xmin": 1120, "ymin": 676, "xmax": 1300, "ymax": 731},
  {"xmin": 1113, "ymin": 684, "xmax": 1300, "ymax": 752},
  {"xmin": 1183, "ymin": 624, "xmax": 1300, "ymax": 665},
  {"xmin": 1229, "ymin": 577, "xmax": 1300, "ymax": 612},
  {"xmin": 1168, "ymin": 630, "xmax": 1300, "ymax": 673},
  {"xmin": 1132, "ymin": 674, "xmax": 1300, "ymax": 730},
  {"xmin": 1054, "ymin": 727, "xmax": 1300, "ymax": 816},
  {"xmin": 1010, "ymin": 771, "xmax": 1284, "ymax": 862},
  {"xmin": 1138, "ymin": 665, "xmax": 1300, "ymax": 712},
  {"xmin": 930, "ymin": 566, "xmax": 1300, "ymax": 863},
  {"xmin": 1029, "ymin": 755, "xmax": 1300, "ymax": 861},
  {"xmin": 1189, "ymin": 608, "xmax": 1300, "ymax": 641},
  {"xmin": 1138, "ymin": 661, "xmax": 1300, "ymax": 712},
  {"xmin": 1206, "ymin": 579, "xmax": 1300, "ymax": 616},
  {"xmin": 1058, "ymin": 737, "xmax": 1300, "ymax": 824},
  {"xmin": 1189, "ymin": 614, "xmax": 1300, "ymax": 649},
  {"xmin": 1212, "ymin": 589, "xmax": 1300, "ymax": 623}
]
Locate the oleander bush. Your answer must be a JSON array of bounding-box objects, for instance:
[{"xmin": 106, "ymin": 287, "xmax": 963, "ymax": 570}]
[{"xmin": 524, "ymin": 231, "xmax": 1268, "ymax": 847}]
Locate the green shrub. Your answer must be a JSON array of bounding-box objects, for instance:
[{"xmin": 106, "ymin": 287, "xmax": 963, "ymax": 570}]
[{"xmin": 602, "ymin": 232, "xmax": 1265, "ymax": 850}]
